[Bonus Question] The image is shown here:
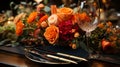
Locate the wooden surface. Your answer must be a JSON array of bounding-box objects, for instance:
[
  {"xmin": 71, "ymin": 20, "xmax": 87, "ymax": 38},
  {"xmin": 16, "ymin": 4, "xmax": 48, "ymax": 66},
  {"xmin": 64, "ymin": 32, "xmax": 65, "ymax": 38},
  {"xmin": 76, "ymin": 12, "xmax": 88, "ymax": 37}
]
[
  {"xmin": 0, "ymin": 51, "xmax": 48, "ymax": 67},
  {"xmin": 0, "ymin": 51, "xmax": 120, "ymax": 67},
  {"xmin": 0, "ymin": 51, "xmax": 89, "ymax": 67}
]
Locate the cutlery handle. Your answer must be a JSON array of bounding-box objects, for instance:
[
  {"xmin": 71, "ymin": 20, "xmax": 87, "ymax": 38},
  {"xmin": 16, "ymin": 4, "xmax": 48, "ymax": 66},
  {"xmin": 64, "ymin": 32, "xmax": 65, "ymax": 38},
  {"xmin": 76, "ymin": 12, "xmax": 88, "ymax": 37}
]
[
  {"xmin": 25, "ymin": 48, "xmax": 78, "ymax": 64},
  {"xmin": 57, "ymin": 53, "xmax": 88, "ymax": 61},
  {"xmin": 47, "ymin": 54, "xmax": 78, "ymax": 64}
]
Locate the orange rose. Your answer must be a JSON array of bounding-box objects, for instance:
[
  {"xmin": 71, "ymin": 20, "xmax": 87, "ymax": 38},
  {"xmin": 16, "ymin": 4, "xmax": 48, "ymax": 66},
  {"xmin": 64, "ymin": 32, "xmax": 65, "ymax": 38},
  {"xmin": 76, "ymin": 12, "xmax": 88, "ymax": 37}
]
[
  {"xmin": 57, "ymin": 7, "xmax": 73, "ymax": 16},
  {"xmin": 27, "ymin": 11, "xmax": 37, "ymax": 24},
  {"xmin": 44, "ymin": 25, "xmax": 59, "ymax": 44},
  {"xmin": 57, "ymin": 7, "xmax": 73, "ymax": 22},
  {"xmin": 16, "ymin": 20, "xmax": 24, "ymax": 36},
  {"xmin": 56, "ymin": 13, "xmax": 65, "ymax": 23}
]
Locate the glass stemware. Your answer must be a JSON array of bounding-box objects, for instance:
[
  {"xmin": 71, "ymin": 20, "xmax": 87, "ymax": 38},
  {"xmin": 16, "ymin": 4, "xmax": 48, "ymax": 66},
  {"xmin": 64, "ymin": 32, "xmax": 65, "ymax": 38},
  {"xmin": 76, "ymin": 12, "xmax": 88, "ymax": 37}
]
[{"xmin": 77, "ymin": 0, "xmax": 100, "ymax": 58}]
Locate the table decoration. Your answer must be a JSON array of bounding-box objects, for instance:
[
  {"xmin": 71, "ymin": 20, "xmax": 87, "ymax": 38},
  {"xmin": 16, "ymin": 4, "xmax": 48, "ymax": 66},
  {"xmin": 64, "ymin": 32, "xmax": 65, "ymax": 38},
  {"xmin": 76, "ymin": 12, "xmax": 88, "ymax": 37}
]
[
  {"xmin": 13, "ymin": 0, "xmax": 120, "ymax": 54},
  {"xmin": 0, "ymin": 0, "xmax": 120, "ymax": 64}
]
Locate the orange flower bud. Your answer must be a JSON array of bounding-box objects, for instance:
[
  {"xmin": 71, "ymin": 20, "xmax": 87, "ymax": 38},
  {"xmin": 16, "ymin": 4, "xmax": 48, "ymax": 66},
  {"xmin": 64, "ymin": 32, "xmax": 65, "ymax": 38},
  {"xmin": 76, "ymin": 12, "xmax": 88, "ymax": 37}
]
[
  {"xmin": 110, "ymin": 36, "xmax": 117, "ymax": 41},
  {"xmin": 106, "ymin": 28, "xmax": 111, "ymax": 33},
  {"xmin": 72, "ymin": 44, "xmax": 77, "ymax": 49},
  {"xmin": 98, "ymin": 23, "xmax": 104, "ymax": 28},
  {"xmin": 71, "ymin": 29, "xmax": 76, "ymax": 33},
  {"xmin": 74, "ymin": 32, "xmax": 80, "ymax": 38},
  {"xmin": 107, "ymin": 21, "xmax": 112, "ymax": 27},
  {"xmin": 41, "ymin": 21, "xmax": 48, "ymax": 28}
]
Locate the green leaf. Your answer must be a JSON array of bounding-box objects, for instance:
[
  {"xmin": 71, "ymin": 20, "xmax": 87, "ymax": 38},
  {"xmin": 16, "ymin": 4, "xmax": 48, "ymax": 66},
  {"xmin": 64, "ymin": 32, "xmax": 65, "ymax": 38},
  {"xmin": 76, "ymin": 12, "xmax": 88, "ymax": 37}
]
[{"xmin": 79, "ymin": 41, "xmax": 93, "ymax": 53}]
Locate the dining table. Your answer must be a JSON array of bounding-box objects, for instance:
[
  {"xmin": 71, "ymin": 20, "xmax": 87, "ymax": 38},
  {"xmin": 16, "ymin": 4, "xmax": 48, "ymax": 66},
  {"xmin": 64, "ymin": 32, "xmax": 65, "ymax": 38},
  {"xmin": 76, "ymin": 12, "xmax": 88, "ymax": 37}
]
[{"xmin": 0, "ymin": 45, "xmax": 120, "ymax": 67}]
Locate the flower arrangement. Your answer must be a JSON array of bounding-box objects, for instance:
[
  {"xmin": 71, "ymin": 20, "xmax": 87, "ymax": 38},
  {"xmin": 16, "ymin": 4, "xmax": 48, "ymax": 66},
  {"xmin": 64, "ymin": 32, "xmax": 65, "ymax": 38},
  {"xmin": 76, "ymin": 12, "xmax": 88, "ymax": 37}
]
[
  {"xmin": 92, "ymin": 21, "xmax": 120, "ymax": 54},
  {"xmin": 14, "ymin": 3, "xmax": 120, "ymax": 54},
  {"xmin": 14, "ymin": 4, "xmax": 82, "ymax": 49}
]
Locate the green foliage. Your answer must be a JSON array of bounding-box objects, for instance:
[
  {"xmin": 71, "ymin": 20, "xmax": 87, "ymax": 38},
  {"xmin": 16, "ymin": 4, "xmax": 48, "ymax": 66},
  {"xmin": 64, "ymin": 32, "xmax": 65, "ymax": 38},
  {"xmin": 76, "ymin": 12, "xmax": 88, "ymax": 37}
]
[{"xmin": 0, "ymin": 21, "xmax": 18, "ymax": 47}]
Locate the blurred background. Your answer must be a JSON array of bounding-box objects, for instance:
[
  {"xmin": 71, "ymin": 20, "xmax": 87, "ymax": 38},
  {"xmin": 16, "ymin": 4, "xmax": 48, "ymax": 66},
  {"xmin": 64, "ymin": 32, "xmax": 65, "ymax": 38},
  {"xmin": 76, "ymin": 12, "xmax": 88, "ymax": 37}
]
[
  {"xmin": 0, "ymin": 0, "xmax": 120, "ymax": 12},
  {"xmin": 0, "ymin": 0, "xmax": 120, "ymax": 25}
]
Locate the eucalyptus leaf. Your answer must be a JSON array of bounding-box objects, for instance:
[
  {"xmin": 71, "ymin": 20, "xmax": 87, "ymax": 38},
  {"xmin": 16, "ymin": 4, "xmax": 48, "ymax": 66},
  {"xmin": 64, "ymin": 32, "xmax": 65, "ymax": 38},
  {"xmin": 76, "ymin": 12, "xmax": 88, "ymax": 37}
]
[
  {"xmin": 44, "ymin": 6, "xmax": 50, "ymax": 13},
  {"xmin": 21, "ymin": 2, "xmax": 27, "ymax": 5},
  {"xmin": 33, "ymin": 2, "xmax": 37, "ymax": 6},
  {"xmin": 10, "ymin": 2, "xmax": 15, "ymax": 8},
  {"xmin": 28, "ymin": 2, "xmax": 32, "ymax": 5},
  {"xmin": 14, "ymin": 5, "xmax": 19, "ymax": 10}
]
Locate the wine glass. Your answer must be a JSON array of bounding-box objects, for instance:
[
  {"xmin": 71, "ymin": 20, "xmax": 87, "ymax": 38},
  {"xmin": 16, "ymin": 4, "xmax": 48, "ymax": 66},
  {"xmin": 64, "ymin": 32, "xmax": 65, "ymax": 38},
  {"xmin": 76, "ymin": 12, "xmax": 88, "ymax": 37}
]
[{"xmin": 77, "ymin": 0, "xmax": 100, "ymax": 58}]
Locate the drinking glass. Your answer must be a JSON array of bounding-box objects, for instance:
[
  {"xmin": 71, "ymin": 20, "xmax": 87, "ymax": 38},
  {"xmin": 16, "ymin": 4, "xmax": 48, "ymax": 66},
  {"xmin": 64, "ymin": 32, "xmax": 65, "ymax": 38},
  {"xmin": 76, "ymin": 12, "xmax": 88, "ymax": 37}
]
[{"xmin": 77, "ymin": 0, "xmax": 100, "ymax": 58}]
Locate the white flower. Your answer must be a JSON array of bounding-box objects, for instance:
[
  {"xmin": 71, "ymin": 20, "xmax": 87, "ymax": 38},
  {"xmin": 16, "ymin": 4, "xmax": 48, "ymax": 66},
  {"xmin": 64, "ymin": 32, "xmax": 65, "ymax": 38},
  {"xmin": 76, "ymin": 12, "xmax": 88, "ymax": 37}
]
[{"xmin": 48, "ymin": 14, "xmax": 58, "ymax": 26}]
